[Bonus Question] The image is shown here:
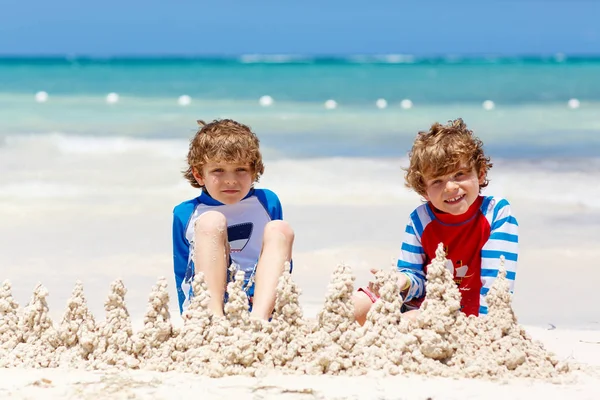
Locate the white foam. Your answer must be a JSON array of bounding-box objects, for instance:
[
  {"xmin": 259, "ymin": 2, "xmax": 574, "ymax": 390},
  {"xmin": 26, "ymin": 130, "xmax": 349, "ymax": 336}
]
[
  {"xmin": 381, "ymin": 54, "xmax": 415, "ymax": 64},
  {"xmin": 486, "ymin": 159, "xmax": 600, "ymax": 209},
  {"xmin": 239, "ymin": 54, "xmax": 309, "ymax": 64},
  {"xmin": 2, "ymin": 134, "xmax": 600, "ymax": 210},
  {"xmin": 2, "ymin": 133, "xmax": 187, "ymax": 159}
]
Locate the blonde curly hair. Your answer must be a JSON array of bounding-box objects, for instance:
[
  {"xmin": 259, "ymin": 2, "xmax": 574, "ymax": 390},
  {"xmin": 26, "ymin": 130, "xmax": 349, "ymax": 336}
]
[
  {"xmin": 405, "ymin": 118, "xmax": 492, "ymax": 196},
  {"xmin": 183, "ymin": 119, "xmax": 265, "ymax": 189}
]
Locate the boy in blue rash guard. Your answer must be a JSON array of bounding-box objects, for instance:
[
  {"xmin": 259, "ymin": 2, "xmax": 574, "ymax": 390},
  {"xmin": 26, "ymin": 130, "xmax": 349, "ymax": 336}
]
[{"xmin": 172, "ymin": 119, "xmax": 295, "ymax": 320}]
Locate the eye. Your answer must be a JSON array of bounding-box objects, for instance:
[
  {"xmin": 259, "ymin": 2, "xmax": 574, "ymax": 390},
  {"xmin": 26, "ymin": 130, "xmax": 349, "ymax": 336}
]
[
  {"xmin": 431, "ymin": 179, "xmax": 442, "ymax": 186},
  {"xmin": 212, "ymin": 168, "xmax": 224, "ymax": 173},
  {"xmin": 236, "ymin": 167, "xmax": 249, "ymax": 173}
]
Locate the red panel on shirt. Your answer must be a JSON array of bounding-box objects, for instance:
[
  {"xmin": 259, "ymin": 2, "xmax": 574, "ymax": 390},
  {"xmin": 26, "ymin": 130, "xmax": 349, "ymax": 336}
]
[{"xmin": 420, "ymin": 196, "xmax": 491, "ymax": 316}]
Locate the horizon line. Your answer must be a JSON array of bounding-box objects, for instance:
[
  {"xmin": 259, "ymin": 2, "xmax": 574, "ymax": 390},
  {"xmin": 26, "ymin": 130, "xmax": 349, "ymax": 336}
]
[{"xmin": 1, "ymin": 51, "xmax": 600, "ymax": 58}]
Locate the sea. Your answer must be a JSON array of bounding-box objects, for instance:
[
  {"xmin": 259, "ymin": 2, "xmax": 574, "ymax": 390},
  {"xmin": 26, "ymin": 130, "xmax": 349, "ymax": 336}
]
[
  {"xmin": 1, "ymin": 54, "xmax": 600, "ymax": 156},
  {"xmin": 1, "ymin": 55, "xmax": 599, "ymax": 205}
]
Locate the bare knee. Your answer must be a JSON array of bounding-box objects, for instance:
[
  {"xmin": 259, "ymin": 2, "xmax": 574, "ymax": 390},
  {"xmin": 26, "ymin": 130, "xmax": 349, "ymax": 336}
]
[
  {"xmin": 195, "ymin": 211, "xmax": 227, "ymax": 238},
  {"xmin": 263, "ymin": 220, "xmax": 295, "ymax": 245},
  {"xmin": 353, "ymin": 291, "xmax": 373, "ymax": 326}
]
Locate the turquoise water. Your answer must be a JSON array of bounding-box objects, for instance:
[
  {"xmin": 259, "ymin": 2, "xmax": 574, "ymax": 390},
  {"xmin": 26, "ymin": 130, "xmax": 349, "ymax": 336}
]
[{"xmin": 1, "ymin": 56, "xmax": 600, "ymax": 158}]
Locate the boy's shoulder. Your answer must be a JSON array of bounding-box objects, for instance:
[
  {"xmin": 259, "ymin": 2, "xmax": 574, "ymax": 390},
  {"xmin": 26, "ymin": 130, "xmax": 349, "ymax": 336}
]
[
  {"xmin": 480, "ymin": 195, "xmax": 513, "ymax": 217},
  {"xmin": 251, "ymin": 188, "xmax": 280, "ymax": 203},
  {"xmin": 407, "ymin": 195, "xmax": 513, "ymax": 224},
  {"xmin": 172, "ymin": 192, "xmax": 223, "ymax": 217},
  {"xmin": 251, "ymin": 188, "xmax": 283, "ymax": 220},
  {"xmin": 173, "ymin": 196, "xmax": 200, "ymax": 222},
  {"xmin": 173, "ymin": 188, "xmax": 283, "ymax": 220},
  {"xmin": 174, "ymin": 197, "xmax": 199, "ymax": 209}
]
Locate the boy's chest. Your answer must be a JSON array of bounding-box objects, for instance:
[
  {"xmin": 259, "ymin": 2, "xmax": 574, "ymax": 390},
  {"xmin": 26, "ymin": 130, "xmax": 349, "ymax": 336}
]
[
  {"xmin": 421, "ymin": 214, "xmax": 491, "ymax": 312},
  {"xmin": 186, "ymin": 197, "xmax": 271, "ymax": 257}
]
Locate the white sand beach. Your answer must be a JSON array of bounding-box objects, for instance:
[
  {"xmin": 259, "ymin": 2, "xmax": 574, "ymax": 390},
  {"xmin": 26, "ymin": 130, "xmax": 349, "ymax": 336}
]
[{"xmin": 1, "ymin": 140, "xmax": 600, "ymax": 399}]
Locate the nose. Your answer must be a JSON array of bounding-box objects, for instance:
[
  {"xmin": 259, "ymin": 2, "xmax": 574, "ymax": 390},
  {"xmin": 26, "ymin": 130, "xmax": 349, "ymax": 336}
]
[
  {"xmin": 444, "ymin": 180, "xmax": 459, "ymax": 192},
  {"xmin": 224, "ymin": 172, "xmax": 237, "ymax": 184}
]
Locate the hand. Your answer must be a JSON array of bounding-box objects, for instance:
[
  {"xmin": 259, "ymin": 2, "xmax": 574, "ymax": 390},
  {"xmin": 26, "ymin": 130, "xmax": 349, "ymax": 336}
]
[
  {"xmin": 398, "ymin": 273, "xmax": 410, "ymax": 292},
  {"xmin": 367, "ymin": 268, "xmax": 380, "ymax": 296},
  {"xmin": 367, "ymin": 268, "xmax": 409, "ymax": 295}
]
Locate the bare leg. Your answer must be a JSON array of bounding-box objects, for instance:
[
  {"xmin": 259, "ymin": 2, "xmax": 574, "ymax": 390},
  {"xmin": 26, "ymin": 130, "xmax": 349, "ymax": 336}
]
[
  {"xmin": 250, "ymin": 220, "xmax": 294, "ymax": 320},
  {"xmin": 193, "ymin": 211, "xmax": 229, "ymax": 317},
  {"xmin": 352, "ymin": 291, "xmax": 374, "ymax": 326}
]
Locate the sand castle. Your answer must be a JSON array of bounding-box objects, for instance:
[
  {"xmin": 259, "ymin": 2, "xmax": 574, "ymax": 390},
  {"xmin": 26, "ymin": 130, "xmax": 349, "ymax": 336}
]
[{"xmin": 0, "ymin": 244, "xmax": 573, "ymax": 381}]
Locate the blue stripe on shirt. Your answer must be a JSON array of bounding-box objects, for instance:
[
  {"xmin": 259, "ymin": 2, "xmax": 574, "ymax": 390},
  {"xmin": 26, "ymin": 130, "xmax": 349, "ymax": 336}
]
[
  {"xmin": 481, "ymin": 196, "xmax": 493, "ymax": 215},
  {"xmin": 411, "ymin": 211, "xmax": 424, "ymax": 237},
  {"xmin": 492, "ymin": 199, "xmax": 510, "ymax": 221},
  {"xmin": 481, "ymin": 269, "xmax": 516, "ymax": 280},
  {"xmin": 481, "ymin": 250, "xmax": 518, "ymax": 261},
  {"xmin": 491, "ymin": 215, "xmax": 518, "ymax": 231},
  {"xmin": 479, "ymin": 305, "xmax": 488, "ymax": 315},
  {"xmin": 425, "ymin": 204, "xmax": 436, "ymax": 220},
  {"xmin": 397, "ymin": 260, "xmax": 424, "ymax": 270},
  {"xmin": 406, "ymin": 225, "xmax": 415, "ymax": 235},
  {"xmin": 401, "ymin": 243, "xmax": 424, "ymax": 254},
  {"xmin": 489, "ymin": 232, "xmax": 518, "ymax": 243}
]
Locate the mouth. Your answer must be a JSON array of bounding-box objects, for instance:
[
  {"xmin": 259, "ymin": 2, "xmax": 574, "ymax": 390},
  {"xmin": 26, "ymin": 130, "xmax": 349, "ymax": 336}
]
[
  {"xmin": 222, "ymin": 190, "xmax": 239, "ymax": 194},
  {"xmin": 444, "ymin": 194, "xmax": 465, "ymax": 204}
]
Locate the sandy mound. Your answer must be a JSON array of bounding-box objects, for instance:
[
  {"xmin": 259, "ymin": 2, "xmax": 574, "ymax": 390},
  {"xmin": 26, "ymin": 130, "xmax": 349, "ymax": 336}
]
[{"xmin": 0, "ymin": 244, "xmax": 577, "ymax": 381}]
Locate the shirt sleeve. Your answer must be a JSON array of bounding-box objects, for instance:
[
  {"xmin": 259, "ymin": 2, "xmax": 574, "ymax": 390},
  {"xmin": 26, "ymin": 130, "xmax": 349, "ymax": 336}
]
[
  {"xmin": 254, "ymin": 188, "xmax": 283, "ymax": 220},
  {"xmin": 396, "ymin": 214, "xmax": 428, "ymax": 302},
  {"xmin": 479, "ymin": 198, "xmax": 519, "ymax": 315},
  {"xmin": 172, "ymin": 209, "xmax": 191, "ymax": 314}
]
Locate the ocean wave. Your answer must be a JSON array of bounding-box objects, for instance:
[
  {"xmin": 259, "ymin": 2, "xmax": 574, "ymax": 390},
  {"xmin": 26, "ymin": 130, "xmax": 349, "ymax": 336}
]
[
  {"xmin": 1, "ymin": 139, "xmax": 600, "ymax": 209},
  {"xmin": 238, "ymin": 54, "xmax": 315, "ymax": 64},
  {"xmin": 2, "ymin": 133, "xmax": 188, "ymax": 158},
  {"xmin": 1, "ymin": 54, "xmax": 599, "ymax": 66}
]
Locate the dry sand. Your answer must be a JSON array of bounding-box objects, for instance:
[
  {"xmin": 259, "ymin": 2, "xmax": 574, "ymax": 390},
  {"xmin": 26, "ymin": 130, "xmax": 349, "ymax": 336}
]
[{"xmin": 2, "ymin": 244, "xmax": 599, "ymax": 399}]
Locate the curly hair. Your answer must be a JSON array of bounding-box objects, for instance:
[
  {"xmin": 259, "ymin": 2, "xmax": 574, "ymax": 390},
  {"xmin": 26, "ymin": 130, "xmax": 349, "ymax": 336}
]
[
  {"xmin": 405, "ymin": 118, "xmax": 492, "ymax": 197},
  {"xmin": 183, "ymin": 119, "xmax": 265, "ymax": 189}
]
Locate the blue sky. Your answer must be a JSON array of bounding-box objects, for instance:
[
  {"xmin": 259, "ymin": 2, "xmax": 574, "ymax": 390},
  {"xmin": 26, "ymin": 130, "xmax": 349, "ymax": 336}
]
[{"xmin": 1, "ymin": 0, "xmax": 598, "ymax": 56}]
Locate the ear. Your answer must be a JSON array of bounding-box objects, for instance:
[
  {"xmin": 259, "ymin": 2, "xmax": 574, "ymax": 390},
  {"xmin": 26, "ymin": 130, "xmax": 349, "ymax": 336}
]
[
  {"xmin": 192, "ymin": 167, "xmax": 205, "ymax": 187},
  {"xmin": 478, "ymin": 168, "xmax": 486, "ymax": 185},
  {"xmin": 420, "ymin": 178, "xmax": 430, "ymax": 201}
]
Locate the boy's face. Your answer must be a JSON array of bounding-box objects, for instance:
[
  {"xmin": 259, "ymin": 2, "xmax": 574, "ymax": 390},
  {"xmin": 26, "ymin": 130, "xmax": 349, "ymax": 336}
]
[
  {"xmin": 423, "ymin": 165, "xmax": 485, "ymax": 215},
  {"xmin": 193, "ymin": 161, "xmax": 254, "ymax": 205}
]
